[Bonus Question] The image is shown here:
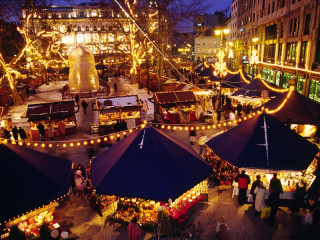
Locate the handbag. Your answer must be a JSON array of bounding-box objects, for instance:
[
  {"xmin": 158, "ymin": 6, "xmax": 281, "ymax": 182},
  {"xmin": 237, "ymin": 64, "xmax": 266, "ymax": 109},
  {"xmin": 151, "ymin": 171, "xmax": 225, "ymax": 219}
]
[
  {"xmin": 261, "ymin": 206, "xmax": 271, "ymax": 219},
  {"xmin": 247, "ymin": 194, "xmax": 253, "ymax": 203}
]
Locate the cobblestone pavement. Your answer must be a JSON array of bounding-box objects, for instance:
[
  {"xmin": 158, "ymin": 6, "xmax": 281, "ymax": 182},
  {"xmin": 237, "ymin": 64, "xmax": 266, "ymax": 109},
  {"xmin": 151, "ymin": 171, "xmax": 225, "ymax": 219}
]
[{"xmin": 55, "ymin": 183, "xmax": 320, "ymax": 240}]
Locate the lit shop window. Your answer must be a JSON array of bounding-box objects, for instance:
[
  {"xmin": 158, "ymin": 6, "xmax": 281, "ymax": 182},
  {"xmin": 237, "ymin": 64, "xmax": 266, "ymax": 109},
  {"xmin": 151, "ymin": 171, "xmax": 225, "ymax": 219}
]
[
  {"xmin": 309, "ymin": 79, "xmax": 320, "ymax": 103},
  {"xmin": 62, "ymin": 35, "xmax": 74, "ymax": 44},
  {"xmin": 108, "ymin": 33, "xmax": 115, "ymax": 42},
  {"xmin": 77, "ymin": 34, "xmax": 84, "ymax": 43},
  {"xmin": 84, "ymin": 34, "xmax": 91, "ymax": 43},
  {"xmin": 92, "ymin": 11, "xmax": 97, "ymax": 17},
  {"xmin": 92, "ymin": 33, "xmax": 99, "ymax": 43}
]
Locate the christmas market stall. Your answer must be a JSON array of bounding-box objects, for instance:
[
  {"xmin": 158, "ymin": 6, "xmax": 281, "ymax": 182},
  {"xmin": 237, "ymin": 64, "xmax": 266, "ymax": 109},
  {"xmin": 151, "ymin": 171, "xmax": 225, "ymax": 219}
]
[
  {"xmin": 26, "ymin": 101, "xmax": 77, "ymax": 140},
  {"xmin": 253, "ymin": 88, "xmax": 320, "ymax": 137},
  {"xmin": 0, "ymin": 143, "xmax": 72, "ymax": 239},
  {"xmin": 91, "ymin": 125, "xmax": 212, "ymax": 229},
  {"xmin": 205, "ymin": 113, "xmax": 319, "ymax": 200},
  {"xmin": 95, "ymin": 95, "xmax": 142, "ymax": 135},
  {"xmin": 153, "ymin": 91, "xmax": 198, "ymax": 124}
]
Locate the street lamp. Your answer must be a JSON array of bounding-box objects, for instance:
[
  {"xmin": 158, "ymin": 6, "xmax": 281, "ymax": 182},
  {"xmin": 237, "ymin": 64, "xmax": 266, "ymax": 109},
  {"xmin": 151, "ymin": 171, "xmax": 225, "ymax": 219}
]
[{"xmin": 213, "ymin": 28, "xmax": 230, "ymax": 108}]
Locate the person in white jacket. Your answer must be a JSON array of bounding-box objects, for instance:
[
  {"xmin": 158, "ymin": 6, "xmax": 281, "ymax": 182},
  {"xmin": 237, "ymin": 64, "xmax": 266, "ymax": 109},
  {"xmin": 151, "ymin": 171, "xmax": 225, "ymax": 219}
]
[{"xmin": 254, "ymin": 181, "xmax": 267, "ymax": 216}]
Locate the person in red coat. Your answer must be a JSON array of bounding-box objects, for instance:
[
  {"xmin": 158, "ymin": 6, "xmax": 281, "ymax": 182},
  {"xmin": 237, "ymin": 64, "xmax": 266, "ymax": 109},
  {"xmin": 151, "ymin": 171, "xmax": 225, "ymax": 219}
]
[
  {"xmin": 235, "ymin": 170, "xmax": 251, "ymax": 205},
  {"xmin": 127, "ymin": 217, "xmax": 142, "ymax": 240}
]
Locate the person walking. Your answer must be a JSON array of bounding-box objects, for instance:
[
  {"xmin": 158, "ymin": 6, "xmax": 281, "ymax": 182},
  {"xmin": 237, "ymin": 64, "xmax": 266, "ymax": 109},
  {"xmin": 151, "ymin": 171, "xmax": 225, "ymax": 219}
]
[
  {"xmin": 47, "ymin": 122, "xmax": 54, "ymax": 140},
  {"xmin": 250, "ymin": 175, "xmax": 261, "ymax": 207},
  {"xmin": 216, "ymin": 217, "xmax": 230, "ymax": 240},
  {"xmin": 157, "ymin": 206, "xmax": 172, "ymax": 238},
  {"xmin": 114, "ymin": 82, "xmax": 118, "ymax": 92},
  {"xmin": 12, "ymin": 126, "xmax": 19, "ymax": 141},
  {"xmin": 127, "ymin": 217, "xmax": 142, "ymax": 240},
  {"xmin": 268, "ymin": 173, "xmax": 283, "ymax": 225},
  {"xmin": 254, "ymin": 181, "xmax": 267, "ymax": 216},
  {"xmin": 4, "ymin": 128, "xmax": 11, "ymax": 140},
  {"xmin": 18, "ymin": 127, "xmax": 27, "ymax": 143},
  {"xmin": 57, "ymin": 121, "xmax": 66, "ymax": 139},
  {"xmin": 189, "ymin": 126, "xmax": 197, "ymax": 145},
  {"xmin": 37, "ymin": 122, "xmax": 45, "ymax": 141},
  {"xmin": 75, "ymin": 94, "xmax": 80, "ymax": 106},
  {"xmin": 197, "ymin": 132, "xmax": 208, "ymax": 155},
  {"xmin": 235, "ymin": 170, "xmax": 251, "ymax": 205},
  {"xmin": 81, "ymin": 100, "xmax": 88, "ymax": 114}
]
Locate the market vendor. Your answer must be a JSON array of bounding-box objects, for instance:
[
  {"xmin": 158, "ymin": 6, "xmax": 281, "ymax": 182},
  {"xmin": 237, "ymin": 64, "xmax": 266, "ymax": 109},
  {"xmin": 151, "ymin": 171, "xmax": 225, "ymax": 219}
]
[{"xmin": 157, "ymin": 206, "xmax": 172, "ymax": 238}]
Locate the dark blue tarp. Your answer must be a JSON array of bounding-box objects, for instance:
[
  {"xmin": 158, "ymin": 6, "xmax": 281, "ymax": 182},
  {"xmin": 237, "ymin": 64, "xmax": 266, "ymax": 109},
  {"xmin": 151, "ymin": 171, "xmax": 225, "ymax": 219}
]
[
  {"xmin": 254, "ymin": 90, "xmax": 320, "ymax": 124},
  {"xmin": 221, "ymin": 72, "xmax": 250, "ymax": 88},
  {"xmin": 91, "ymin": 126, "xmax": 212, "ymax": 202},
  {"xmin": 231, "ymin": 78, "xmax": 280, "ymax": 99},
  {"xmin": 198, "ymin": 64, "xmax": 215, "ymax": 77},
  {"xmin": 0, "ymin": 144, "xmax": 72, "ymax": 223},
  {"xmin": 205, "ymin": 114, "xmax": 318, "ymax": 171}
]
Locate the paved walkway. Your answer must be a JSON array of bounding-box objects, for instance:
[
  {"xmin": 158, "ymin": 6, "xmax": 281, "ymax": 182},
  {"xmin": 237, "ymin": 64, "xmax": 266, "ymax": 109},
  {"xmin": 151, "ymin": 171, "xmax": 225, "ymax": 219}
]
[{"xmin": 55, "ymin": 183, "xmax": 320, "ymax": 240}]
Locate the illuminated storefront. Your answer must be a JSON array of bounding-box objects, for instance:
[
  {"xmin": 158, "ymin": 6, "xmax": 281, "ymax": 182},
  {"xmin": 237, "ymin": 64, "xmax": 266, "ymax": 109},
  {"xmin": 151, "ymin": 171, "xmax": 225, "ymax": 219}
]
[{"xmin": 309, "ymin": 79, "xmax": 320, "ymax": 103}]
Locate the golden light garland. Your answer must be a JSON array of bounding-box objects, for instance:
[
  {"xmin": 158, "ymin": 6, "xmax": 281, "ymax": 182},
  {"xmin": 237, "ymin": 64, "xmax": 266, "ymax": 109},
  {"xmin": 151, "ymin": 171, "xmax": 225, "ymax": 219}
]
[{"xmin": 264, "ymin": 86, "xmax": 295, "ymax": 114}]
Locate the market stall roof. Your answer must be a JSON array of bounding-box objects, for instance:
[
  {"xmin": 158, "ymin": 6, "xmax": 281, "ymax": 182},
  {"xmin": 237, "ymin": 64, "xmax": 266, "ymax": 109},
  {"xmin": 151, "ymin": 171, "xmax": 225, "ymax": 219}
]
[
  {"xmin": 221, "ymin": 72, "xmax": 250, "ymax": 88},
  {"xmin": 254, "ymin": 90, "xmax": 320, "ymax": 124},
  {"xmin": 96, "ymin": 95, "xmax": 142, "ymax": 110},
  {"xmin": 26, "ymin": 101, "xmax": 75, "ymax": 122},
  {"xmin": 0, "ymin": 144, "xmax": 72, "ymax": 223},
  {"xmin": 205, "ymin": 114, "xmax": 319, "ymax": 172},
  {"xmin": 230, "ymin": 78, "xmax": 280, "ymax": 100},
  {"xmin": 153, "ymin": 91, "xmax": 197, "ymax": 105},
  {"xmin": 91, "ymin": 125, "xmax": 212, "ymax": 202}
]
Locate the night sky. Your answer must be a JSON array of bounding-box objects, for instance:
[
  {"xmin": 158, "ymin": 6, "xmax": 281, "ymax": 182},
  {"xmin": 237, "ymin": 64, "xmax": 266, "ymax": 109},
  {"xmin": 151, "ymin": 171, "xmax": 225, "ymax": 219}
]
[{"xmin": 53, "ymin": 0, "xmax": 232, "ymax": 15}]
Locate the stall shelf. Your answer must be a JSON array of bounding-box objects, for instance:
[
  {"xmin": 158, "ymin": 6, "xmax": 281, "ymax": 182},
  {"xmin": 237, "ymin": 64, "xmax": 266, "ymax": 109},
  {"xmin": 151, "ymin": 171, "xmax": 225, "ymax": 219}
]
[
  {"xmin": 26, "ymin": 101, "xmax": 77, "ymax": 140},
  {"xmin": 95, "ymin": 95, "xmax": 142, "ymax": 134}
]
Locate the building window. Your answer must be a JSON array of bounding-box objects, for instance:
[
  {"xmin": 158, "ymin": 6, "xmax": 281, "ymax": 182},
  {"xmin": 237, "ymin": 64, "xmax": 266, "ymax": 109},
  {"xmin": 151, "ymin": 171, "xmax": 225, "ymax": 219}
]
[
  {"xmin": 275, "ymin": 71, "xmax": 281, "ymax": 87},
  {"xmin": 78, "ymin": 26, "xmax": 81, "ymax": 32},
  {"xmin": 280, "ymin": 22, "xmax": 284, "ymax": 38},
  {"xmin": 101, "ymin": 26, "xmax": 105, "ymax": 31},
  {"xmin": 277, "ymin": 43, "xmax": 283, "ymax": 62},
  {"xmin": 265, "ymin": 24, "xmax": 277, "ymax": 40},
  {"xmin": 299, "ymin": 41, "xmax": 307, "ymax": 64},
  {"xmin": 86, "ymin": 26, "xmax": 89, "ymax": 31},
  {"xmin": 285, "ymin": 42, "xmax": 297, "ymax": 63},
  {"xmin": 94, "ymin": 26, "xmax": 97, "ymax": 31},
  {"xmin": 296, "ymin": 76, "xmax": 305, "ymax": 93},
  {"xmin": 262, "ymin": 68, "xmax": 275, "ymax": 83},
  {"xmin": 283, "ymin": 72, "xmax": 295, "ymax": 88},
  {"xmin": 80, "ymin": 11, "xmax": 84, "ymax": 18},
  {"xmin": 264, "ymin": 44, "xmax": 276, "ymax": 61},
  {"xmin": 272, "ymin": 1, "xmax": 275, "ymax": 12},
  {"xmin": 304, "ymin": 14, "xmax": 311, "ymax": 35},
  {"xmin": 109, "ymin": 26, "xmax": 113, "ymax": 31},
  {"xmin": 292, "ymin": 0, "xmax": 295, "ymax": 4},
  {"xmin": 309, "ymin": 79, "xmax": 320, "ymax": 103},
  {"xmin": 281, "ymin": 0, "xmax": 285, "ymax": 8}
]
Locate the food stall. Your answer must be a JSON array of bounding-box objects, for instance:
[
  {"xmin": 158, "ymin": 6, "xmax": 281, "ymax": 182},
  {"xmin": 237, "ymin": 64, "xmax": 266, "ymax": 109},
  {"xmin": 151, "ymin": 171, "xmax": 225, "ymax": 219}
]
[
  {"xmin": 110, "ymin": 180, "xmax": 208, "ymax": 229},
  {"xmin": 153, "ymin": 91, "xmax": 198, "ymax": 124},
  {"xmin": 96, "ymin": 95, "xmax": 142, "ymax": 134},
  {"xmin": 26, "ymin": 101, "xmax": 77, "ymax": 140},
  {"xmin": 1, "ymin": 202, "xmax": 60, "ymax": 239}
]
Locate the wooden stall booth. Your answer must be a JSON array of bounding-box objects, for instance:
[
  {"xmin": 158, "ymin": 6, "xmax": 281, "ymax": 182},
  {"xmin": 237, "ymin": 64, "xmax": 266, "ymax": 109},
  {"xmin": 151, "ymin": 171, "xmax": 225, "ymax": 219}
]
[
  {"xmin": 26, "ymin": 101, "xmax": 77, "ymax": 140},
  {"xmin": 153, "ymin": 91, "xmax": 198, "ymax": 124},
  {"xmin": 96, "ymin": 95, "xmax": 142, "ymax": 135}
]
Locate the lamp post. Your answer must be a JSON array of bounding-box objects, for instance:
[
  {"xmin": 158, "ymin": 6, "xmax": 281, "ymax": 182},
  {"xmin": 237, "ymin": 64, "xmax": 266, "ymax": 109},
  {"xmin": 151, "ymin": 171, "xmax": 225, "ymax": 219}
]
[
  {"xmin": 213, "ymin": 28, "xmax": 230, "ymax": 109},
  {"xmin": 249, "ymin": 37, "xmax": 259, "ymax": 77}
]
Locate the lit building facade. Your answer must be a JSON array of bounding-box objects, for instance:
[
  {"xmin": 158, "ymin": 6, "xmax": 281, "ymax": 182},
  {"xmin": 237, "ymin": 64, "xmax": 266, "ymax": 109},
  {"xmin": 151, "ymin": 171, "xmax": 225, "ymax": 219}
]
[
  {"xmin": 231, "ymin": 0, "xmax": 320, "ymax": 103},
  {"xmin": 21, "ymin": 2, "xmax": 157, "ymax": 64}
]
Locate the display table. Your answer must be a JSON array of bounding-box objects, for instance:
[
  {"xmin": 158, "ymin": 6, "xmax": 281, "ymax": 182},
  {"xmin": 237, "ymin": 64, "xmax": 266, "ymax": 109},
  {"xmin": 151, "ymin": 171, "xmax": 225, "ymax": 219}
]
[
  {"xmin": 166, "ymin": 195, "xmax": 204, "ymax": 221},
  {"xmin": 232, "ymin": 187, "xmax": 295, "ymax": 200}
]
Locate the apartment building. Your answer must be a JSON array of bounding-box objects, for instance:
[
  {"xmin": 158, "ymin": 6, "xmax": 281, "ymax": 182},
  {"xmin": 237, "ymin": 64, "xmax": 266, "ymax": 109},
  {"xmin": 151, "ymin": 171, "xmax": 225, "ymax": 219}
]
[{"xmin": 232, "ymin": 0, "xmax": 320, "ymax": 103}]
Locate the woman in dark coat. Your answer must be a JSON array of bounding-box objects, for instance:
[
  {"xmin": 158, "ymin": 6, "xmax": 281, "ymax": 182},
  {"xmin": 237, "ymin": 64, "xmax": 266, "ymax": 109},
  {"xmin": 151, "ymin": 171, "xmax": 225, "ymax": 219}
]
[{"xmin": 157, "ymin": 206, "xmax": 172, "ymax": 238}]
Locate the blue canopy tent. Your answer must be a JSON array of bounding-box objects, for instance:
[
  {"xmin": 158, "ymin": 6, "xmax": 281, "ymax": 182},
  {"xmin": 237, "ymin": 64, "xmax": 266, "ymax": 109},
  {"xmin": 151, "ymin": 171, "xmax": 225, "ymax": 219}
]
[
  {"xmin": 230, "ymin": 78, "xmax": 280, "ymax": 100},
  {"xmin": 198, "ymin": 64, "xmax": 215, "ymax": 77},
  {"xmin": 254, "ymin": 90, "xmax": 320, "ymax": 124},
  {"xmin": 221, "ymin": 72, "xmax": 250, "ymax": 88},
  {"xmin": 91, "ymin": 125, "xmax": 212, "ymax": 202},
  {"xmin": 194, "ymin": 63, "xmax": 204, "ymax": 73},
  {"xmin": 205, "ymin": 114, "xmax": 319, "ymax": 171},
  {"xmin": 0, "ymin": 144, "xmax": 72, "ymax": 223}
]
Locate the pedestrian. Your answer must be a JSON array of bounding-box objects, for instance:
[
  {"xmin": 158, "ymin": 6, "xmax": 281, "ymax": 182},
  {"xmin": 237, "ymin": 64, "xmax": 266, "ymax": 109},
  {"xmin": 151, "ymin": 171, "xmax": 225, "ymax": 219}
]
[
  {"xmin": 235, "ymin": 170, "xmax": 251, "ymax": 205},
  {"xmin": 18, "ymin": 127, "xmax": 27, "ymax": 143},
  {"xmin": 47, "ymin": 122, "xmax": 54, "ymax": 140},
  {"xmin": 120, "ymin": 119, "xmax": 128, "ymax": 131},
  {"xmin": 37, "ymin": 122, "xmax": 45, "ymax": 141},
  {"xmin": 189, "ymin": 126, "xmax": 197, "ymax": 145},
  {"xmin": 4, "ymin": 128, "xmax": 11, "ymax": 140},
  {"xmin": 254, "ymin": 181, "xmax": 267, "ymax": 216},
  {"xmin": 57, "ymin": 121, "xmax": 66, "ymax": 139},
  {"xmin": 75, "ymin": 94, "xmax": 80, "ymax": 106},
  {"xmin": 127, "ymin": 217, "xmax": 142, "ymax": 240},
  {"xmin": 267, "ymin": 173, "xmax": 283, "ymax": 225},
  {"xmin": 81, "ymin": 100, "xmax": 88, "ymax": 114},
  {"xmin": 290, "ymin": 181, "xmax": 307, "ymax": 217},
  {"xmin": 216, "ymin": 217, "xmax": 230, "ymax": 240},
  {"xmin": 250, "ymin": 175, "xmax": 261, "ymax": 207},
  {"xmin": 197, "ymin": 132, "xmax": 208, "ymax": 155},
  {"xmin": 114, "ymin": 82, "xmax": 118, "ymax": 92},
  {"xmin": 39, "ymin": 223, "xmax": 51, "ymax": 240},
  {"xmin": 8, "ymin": 225, "xmax": 26, "ymax": 240},
  {"xmin": 157, "ymin": 206, "xmax": 172, "ymax": 238},
  {"xmin": 73, "ymin": 166, "xmax": 86, "ymax": 197},
  {"xmin": 12, "ymin": 125, "xmax": 19, "ymax": 141}
]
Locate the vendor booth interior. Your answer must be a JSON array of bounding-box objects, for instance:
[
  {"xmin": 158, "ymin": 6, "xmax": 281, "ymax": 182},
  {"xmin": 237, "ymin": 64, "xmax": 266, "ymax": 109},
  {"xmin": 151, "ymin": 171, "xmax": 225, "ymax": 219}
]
[
  {"xmin": 95, "ymin": 95, "xmax": 142, "ymax": 134},
  {"xmin": 26, "ymin": 101, "xmax": 77, "ymax": 140},
  {"xmin": 153, "ymin": 91, "xmax": 198, "ymax": 124}
]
